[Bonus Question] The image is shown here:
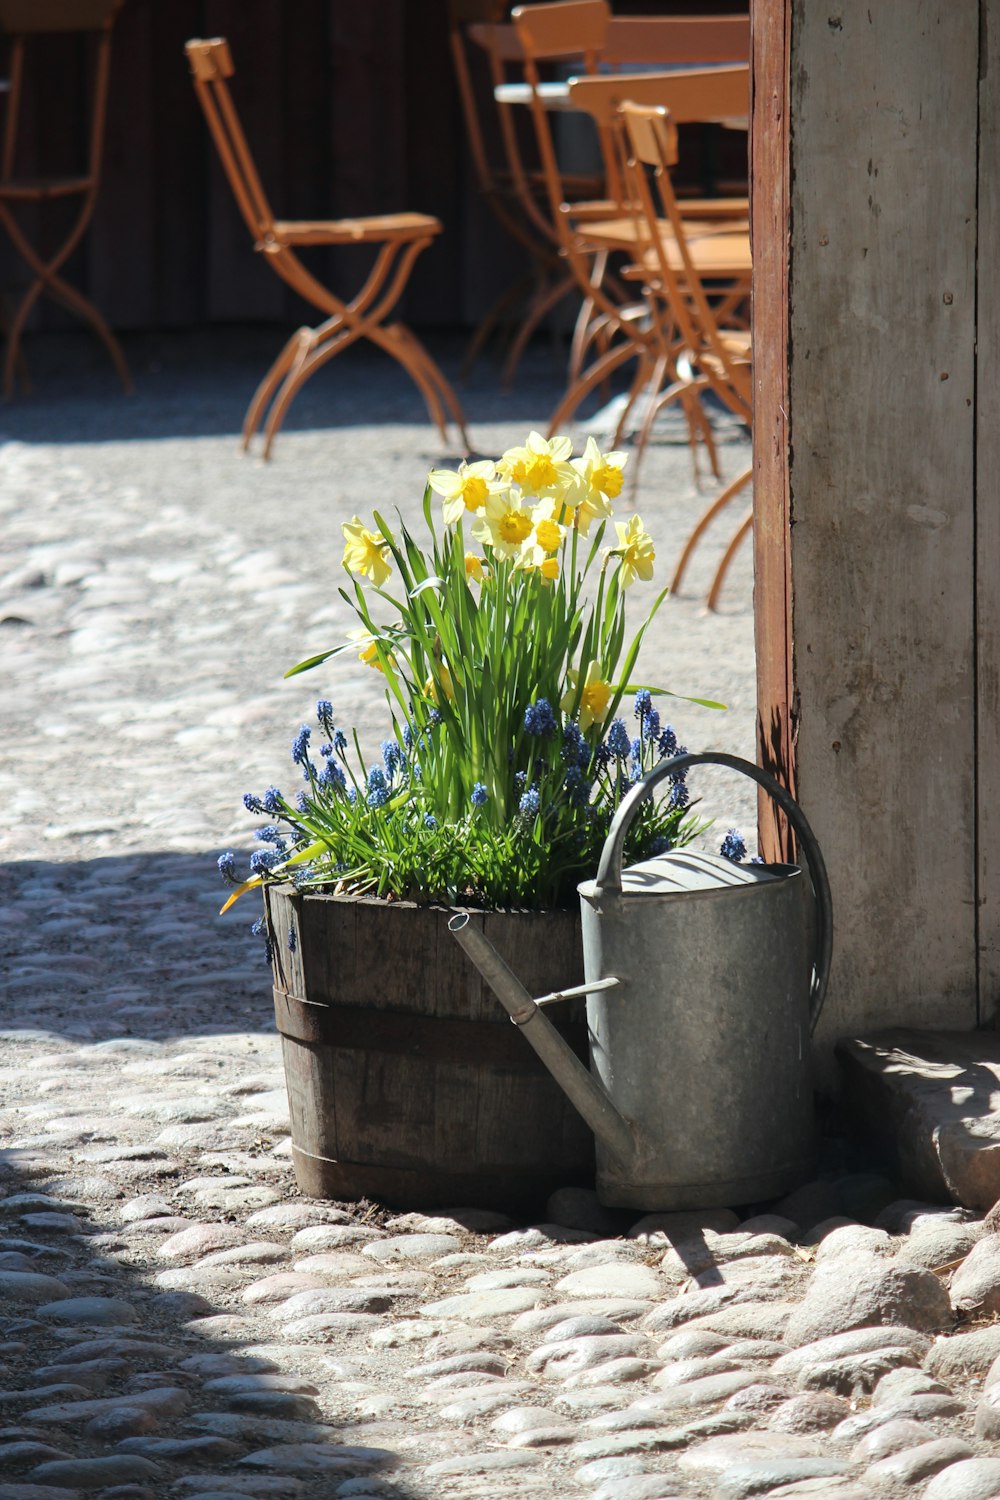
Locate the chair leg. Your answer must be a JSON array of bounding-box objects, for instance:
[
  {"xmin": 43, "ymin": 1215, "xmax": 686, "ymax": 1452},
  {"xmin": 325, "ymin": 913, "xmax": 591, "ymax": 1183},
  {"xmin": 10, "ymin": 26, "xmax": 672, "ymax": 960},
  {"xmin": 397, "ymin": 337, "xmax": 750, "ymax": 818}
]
[
  {"xmin": 242, "ymin": 327, "xmax": 314, "ymax": 451},
  {"xmin": 707, "ymin": 506, "xmax": 753, "ymax": 612},
  {"xmin": 628, "ymin": 353, "xmax": 672, "ymax": 498},
  {"xmin": 460, "ymin": 271, "xmax": 536, "ymax": 382},
  {"xmin": 670, "ymin": 465, "xmax": 752, "ymax": 596},
  {"xmin": 260, "ymin": 326, "xmax": 370, "ymax": 460},
  {"xmin": 612, "ymin": 355, "xmax": 656, "ymax": 449},
  {"xmin": 501, "ymin": 273, "xmax": 576, "ymax": 390},
  {"xmin": 567, "ymin": 249, "xmax": 608, "ymax": 386},
  {"xmin": 367, "ymin": 322, "xmax": 451, "ymax": 444},
  {"xmin": 40, "ymin": 269, "xmax": 132, "ymax": 395},
  {"xmin": 389, "ymin": 324, "xmax": 471, "ymax": 450},
  {"xmin": 546, "ymin": 337, "xmax": 641, "ymax": 437}
]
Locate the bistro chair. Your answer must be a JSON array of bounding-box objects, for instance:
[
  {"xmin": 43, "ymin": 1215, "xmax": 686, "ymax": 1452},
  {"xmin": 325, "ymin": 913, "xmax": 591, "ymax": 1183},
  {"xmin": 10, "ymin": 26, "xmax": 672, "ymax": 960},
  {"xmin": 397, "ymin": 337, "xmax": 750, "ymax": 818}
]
[
  {"xmin": 555, "ymin": 65, "xmax": 750, "ymax": 476},
  {"xmin": 513, "ymin": 53, "xmax": 750, "ymax": 486},
  {"xmin": 186, "ymin": 37, "xmax": 468, "ymax": 458},
  {"xmin": 466, "ymin": 10, "xmax": 609, "ymax": 386},
  {"xmin": 621, "ymin": 100, "xmax": 752, "ymax": 610},
  {"xmin": 0, "ymin": 0, "xmax": 130, "ymax": 399},
  {"xmin": 449, "ymin": 0, "xmax": 561, "ymax": 380}
]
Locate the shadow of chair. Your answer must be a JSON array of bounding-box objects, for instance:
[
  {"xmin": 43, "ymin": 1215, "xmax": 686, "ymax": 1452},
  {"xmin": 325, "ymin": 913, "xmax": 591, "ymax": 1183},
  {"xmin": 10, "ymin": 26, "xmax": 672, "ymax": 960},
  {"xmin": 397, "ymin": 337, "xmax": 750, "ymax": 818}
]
[
  {"xmin": 0, "ymin": 0, "xmax": 131, "ymax": 399},
  {"xmin": 621, "ymin": 100, "xmax": 753, "ymax": 610},
  {"xmin": 185, "ymin": 36, "xmax": 469, "ymax": 459}
]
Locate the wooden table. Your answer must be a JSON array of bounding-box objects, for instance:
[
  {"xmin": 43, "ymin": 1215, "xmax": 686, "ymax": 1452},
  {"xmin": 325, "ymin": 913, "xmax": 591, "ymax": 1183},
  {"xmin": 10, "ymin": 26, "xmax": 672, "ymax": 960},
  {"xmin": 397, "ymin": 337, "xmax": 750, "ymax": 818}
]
[{"xmin": 494, "ymin": 77, "xmax": 747, "ymax": 130}]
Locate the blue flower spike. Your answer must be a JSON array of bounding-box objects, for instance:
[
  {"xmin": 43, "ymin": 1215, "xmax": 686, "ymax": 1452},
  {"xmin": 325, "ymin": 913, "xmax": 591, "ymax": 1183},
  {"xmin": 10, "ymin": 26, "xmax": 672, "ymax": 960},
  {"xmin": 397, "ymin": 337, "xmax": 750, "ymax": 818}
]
[
  {"xmin": 471, "ymin": 782, "xmax": 489, "ymax": 807},
  {"xmin": 720, "ymin": 829, "xmax": 747, "ymax": 863}
]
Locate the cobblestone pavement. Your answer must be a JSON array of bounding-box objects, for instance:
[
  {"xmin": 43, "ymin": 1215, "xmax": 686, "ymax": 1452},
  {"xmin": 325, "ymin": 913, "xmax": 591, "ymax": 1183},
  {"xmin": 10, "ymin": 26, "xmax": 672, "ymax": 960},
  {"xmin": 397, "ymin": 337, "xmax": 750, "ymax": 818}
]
[{"xmin": 7, "ymin": 332, "xmax": 1000, "ymax": 1500}]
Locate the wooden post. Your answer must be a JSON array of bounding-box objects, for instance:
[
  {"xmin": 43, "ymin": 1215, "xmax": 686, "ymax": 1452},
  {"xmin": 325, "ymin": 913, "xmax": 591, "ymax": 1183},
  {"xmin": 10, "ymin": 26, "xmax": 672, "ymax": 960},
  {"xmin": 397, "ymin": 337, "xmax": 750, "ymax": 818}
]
[{"xmin": 753, "ymin": 0, "xmax": 995, "ymax": 1076}]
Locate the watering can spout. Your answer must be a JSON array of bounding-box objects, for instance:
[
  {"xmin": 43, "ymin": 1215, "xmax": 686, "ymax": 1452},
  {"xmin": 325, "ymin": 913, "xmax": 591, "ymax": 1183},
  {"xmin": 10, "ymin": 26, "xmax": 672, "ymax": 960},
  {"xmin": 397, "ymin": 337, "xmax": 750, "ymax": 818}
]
[{"xmin": 448, "ymin": 912, "xmax": 636, "ymax": 1167}]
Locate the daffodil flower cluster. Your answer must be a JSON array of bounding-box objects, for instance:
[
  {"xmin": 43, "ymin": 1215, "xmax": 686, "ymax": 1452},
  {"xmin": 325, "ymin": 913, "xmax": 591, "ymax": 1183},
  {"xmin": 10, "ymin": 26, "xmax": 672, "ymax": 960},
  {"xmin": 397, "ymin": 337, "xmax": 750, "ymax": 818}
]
[
  {"xmin": 426, "ymin": 431, "xmax": 647, "ymax": 583},
  {"xmin": 224, "ymin": 434, "xmax": 722, "ymax": 912}
]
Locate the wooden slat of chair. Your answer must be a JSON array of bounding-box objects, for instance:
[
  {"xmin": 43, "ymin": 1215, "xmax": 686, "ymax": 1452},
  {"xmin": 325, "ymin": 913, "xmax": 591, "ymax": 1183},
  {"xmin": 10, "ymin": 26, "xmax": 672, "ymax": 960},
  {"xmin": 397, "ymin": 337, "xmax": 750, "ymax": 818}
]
[
  {"xmin": 621, "ymin": 100, "xmax": 753, "ymax": 609},
  {"xmin": 0, "ymin": 0, "xmax": 130, "ymax": 397},
  {"xmin": 602, "ymin": 15, "xmax": 750, "ymax": 67},
  {"xmin": 185, "ymin": 37, "xmax": 468, "ymax": 459}
]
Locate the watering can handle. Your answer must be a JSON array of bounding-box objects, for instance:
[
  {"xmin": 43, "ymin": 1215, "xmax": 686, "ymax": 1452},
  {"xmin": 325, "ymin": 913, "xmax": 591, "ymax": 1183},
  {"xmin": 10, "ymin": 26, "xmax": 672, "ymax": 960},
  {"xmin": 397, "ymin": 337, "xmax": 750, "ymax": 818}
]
[{"xmin": 594, "ymin": 751, "xmax": 833, "ymax": 1032}]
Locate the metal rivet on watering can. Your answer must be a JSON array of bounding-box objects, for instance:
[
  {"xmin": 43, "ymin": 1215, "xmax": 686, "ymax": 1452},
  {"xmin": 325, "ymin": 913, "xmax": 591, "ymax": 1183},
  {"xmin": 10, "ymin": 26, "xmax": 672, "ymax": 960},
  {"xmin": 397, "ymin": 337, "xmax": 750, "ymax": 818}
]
[{"xmin": 450, "ymin": 752, "xmax": 832, "ymax": 1213}]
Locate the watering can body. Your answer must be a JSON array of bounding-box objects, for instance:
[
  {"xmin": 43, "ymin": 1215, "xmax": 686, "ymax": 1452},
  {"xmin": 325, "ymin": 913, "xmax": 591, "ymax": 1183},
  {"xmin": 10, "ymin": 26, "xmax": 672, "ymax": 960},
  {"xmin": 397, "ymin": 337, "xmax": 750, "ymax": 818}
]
[
  {"xmin": 449, "ymin": 752, "xmax": 832, "ymax": 1213},
  {"xmin": 578, "ymin": 852, "xmax": 815, "ymax": 1208}
]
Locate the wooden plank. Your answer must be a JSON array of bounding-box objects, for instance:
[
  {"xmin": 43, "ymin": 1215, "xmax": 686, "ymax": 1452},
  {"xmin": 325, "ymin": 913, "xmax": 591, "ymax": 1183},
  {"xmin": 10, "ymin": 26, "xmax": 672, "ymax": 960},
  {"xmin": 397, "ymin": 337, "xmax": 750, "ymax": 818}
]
[
  {"xmin": 976, "ymin": 0, "xmax": 1000, "ymax": 1014},
  {"xmin": 788, "ymin": 0, "xmax": 979, "ymax": 1060},
  {"xmin": 750, "ymin": 0, "xmax": 794, "ymax": 860}
]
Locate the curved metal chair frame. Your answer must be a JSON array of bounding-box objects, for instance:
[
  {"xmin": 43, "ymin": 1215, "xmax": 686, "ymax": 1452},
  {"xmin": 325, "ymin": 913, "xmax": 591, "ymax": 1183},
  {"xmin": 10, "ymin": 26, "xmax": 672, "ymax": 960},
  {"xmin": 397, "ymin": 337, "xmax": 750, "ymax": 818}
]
[{"xmin": 186, "ymin": 37, "xmax": 468, "ymax": 458}]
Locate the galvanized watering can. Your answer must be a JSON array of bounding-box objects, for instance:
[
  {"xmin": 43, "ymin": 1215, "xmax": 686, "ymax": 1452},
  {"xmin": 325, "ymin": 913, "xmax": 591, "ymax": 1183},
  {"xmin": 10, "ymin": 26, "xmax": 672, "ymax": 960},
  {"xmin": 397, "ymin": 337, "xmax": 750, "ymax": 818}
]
[{"xmin": 450, "ymin": 752, "xmax": 832, "ymax": 1210}]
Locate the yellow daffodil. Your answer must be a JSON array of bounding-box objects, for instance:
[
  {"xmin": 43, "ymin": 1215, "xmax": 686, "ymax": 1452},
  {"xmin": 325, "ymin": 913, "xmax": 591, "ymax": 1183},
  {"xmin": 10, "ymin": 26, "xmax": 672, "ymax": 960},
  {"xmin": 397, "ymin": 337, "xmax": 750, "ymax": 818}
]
[
  {"xmin": 464, "ymin": 552, "xmax": 485, "ymax": 582},
  {"xmin": 472, "ymin": 490, "xmax": 535, "ymax": 560},
  {"xmin": 428, "ymin": 459, "xmax": 497, "ymax": 525},
  {"xmin": 540, "ymin": 557, "xmax": 560, "ymax": 583},
  {"xmin": 499, "ymin": 431, "xmax": 579, "ymax": 500},
  {"xmin": 561, "ymin": 662, "xmax": 613, "ymax": 731},
  {"xmin": 575, "ymin": 436, "xmax": 628, "ymax": 502},
  {"xmin": 347, "ymin": 628, "xmax": 394, "ymax": 673},
  {"xmin": 518, "ymin": 511, "xmax": 565, "ymax": 570},
  {"xmin": 607, "ymin": 515, "xmax": 656, "ymax": 588},
  {"xmin": 424, "ymin": 664, "xmax": 455, "ymax": 704},
  {"xmin": 342, "ymin": 516, "xmax": 392, "ymax": 586}
]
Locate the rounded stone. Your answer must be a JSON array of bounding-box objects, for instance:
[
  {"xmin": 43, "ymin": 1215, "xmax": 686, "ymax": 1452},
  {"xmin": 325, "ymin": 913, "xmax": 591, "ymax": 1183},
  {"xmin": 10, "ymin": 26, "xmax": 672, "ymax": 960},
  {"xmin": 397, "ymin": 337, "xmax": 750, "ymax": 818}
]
[
  {"xmin": 362, "ymin": 1234, "xmax": 460, "ymax": 1263},
  {"xmin": 782, "ymin": 1254, "xmax": 953, "ymax": 1347},
  {"xmin": 813, "ymin": 1225, "xmax": 894, "ymax": 1262},
  {"xmin": 84, "ymin": 1405, "xmax": 161, "ymax": 1439},
  {"xmin": 36, "ymin": 1296, "xmax": 138, "ymax": 1325},
  {"xmin": 949, "ymin": 1233, "xmax": 1000, "ymax": 1315},
  {"xmin": 767, "ymin": 1393, "xmax": 850, "ymax": 1432},
  {"xmin": 923, "ymin": 1458, "xmax": 1000, "ymax": 1500}
]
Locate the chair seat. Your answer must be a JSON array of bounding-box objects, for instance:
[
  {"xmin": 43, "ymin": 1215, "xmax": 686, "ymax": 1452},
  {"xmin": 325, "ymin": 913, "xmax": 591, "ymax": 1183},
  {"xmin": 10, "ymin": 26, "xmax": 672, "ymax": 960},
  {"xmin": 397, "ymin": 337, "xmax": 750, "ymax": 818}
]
[
  {"xmin": 270, "ymin": 212, "xmax": 443, "ymax": 247},
  {"xmin": 618, "ymin": 230, "xmax": 751, "ymax": 283},
  {"xmin": 0, "ymin": 174, "xmax": 95, "ymax": 201},
  {"xmin": 578, "ymin": 214, "xmax": 749, "ymax": 263}
]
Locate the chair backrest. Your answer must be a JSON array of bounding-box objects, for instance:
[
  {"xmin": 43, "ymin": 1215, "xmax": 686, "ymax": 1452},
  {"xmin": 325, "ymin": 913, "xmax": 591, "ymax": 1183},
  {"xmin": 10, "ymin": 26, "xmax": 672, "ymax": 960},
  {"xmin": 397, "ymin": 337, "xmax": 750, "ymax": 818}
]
[
  {"xmin": 0, "ymin": 0, "xmax": 122, "ymax": 182},
  {"xmin": 0, "ymin": 0, "xmax": 121, "ymax": 33},
  {"xmin": 511, "ymin": 1, "xmax": 612, "ymax": 225},
  {"xmin": 603, "ymin": 15, "xmax": 749, "ymax": 67},
  {"xmin": 621, "ymin": 100, "xmax": 751, "ymax": 423},
  {"xmin": 449, "ymin": 6, "xmax": 514, "ymax": 199},
  {"xmin": 568, "ymin": 64, "xmax": 749, "ymax": 130},
  {"xmin": 185, "ymin": 37, "xmax": 277, "ymax": 245},
  {"xmin": 511, "ymin": 0, "xmax": 608, "ymax": 61}
]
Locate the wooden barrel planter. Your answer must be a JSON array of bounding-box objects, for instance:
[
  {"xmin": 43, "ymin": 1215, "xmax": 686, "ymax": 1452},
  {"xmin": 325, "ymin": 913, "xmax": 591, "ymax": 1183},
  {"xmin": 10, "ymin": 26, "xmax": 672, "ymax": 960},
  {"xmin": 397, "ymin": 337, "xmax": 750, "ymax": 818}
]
[{"xmin": 264, "ymin": 885, "xmax": 595, "ymax": 1214}]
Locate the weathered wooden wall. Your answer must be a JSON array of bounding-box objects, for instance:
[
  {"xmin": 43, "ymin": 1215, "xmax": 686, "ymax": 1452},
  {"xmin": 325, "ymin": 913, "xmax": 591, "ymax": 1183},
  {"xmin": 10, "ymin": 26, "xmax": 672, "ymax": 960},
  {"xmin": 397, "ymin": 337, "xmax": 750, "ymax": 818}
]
[
  {"xmin": 754, "ymin": 0, "xmax": 997, "ymax": 1075},
  {"xmin": 0, "ymin": 0, "xmax": 747, "ymax": 333}
]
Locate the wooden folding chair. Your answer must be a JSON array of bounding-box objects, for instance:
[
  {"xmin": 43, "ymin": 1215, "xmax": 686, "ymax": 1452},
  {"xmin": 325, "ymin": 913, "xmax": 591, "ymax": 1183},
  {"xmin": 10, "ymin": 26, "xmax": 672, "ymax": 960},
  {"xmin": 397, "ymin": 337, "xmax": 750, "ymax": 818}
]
[
  {"xmin": 449, "ymin": 1, "xmax": 564, "ymax": 381},
  {"xmin": 0, "ymin": 0, "xmax": 130, "ymax": 399},
  {"xmin": 186, "ymin": 37, "xmax": 468, "ymax": 459},
  {"xmin": 621, "ymin": 101, "xmax": 753, "ymax": 611},
  {"xmin": 520, "ymin": 59, "xmax": 750, "ymax": 492},
  {"xmin": 466, "ymin": 13, "xmax": 609, "ymax": 387}
]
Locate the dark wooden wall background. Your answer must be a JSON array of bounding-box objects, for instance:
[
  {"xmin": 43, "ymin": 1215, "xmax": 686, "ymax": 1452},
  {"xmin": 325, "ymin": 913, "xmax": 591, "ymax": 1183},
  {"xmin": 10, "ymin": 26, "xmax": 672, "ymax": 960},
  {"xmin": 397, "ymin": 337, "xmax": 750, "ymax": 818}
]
[{"xmin": 0, "ymin": 0, "xmax": 747, "ymax": 334}]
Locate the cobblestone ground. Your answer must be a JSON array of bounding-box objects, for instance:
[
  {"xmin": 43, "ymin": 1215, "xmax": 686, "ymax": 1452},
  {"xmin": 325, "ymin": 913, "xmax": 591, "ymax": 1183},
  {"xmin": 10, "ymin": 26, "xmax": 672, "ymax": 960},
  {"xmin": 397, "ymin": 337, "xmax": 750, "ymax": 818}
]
[{"xmin": 5, "ymin": 332, "xmax": 1000, "ymax": 1500}]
